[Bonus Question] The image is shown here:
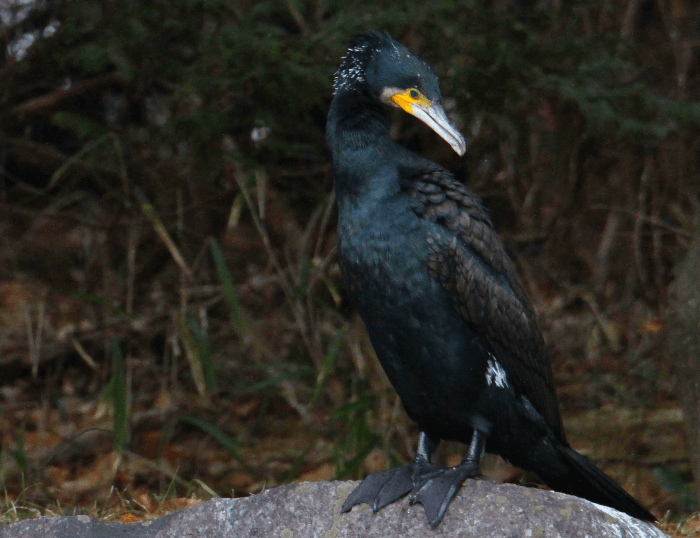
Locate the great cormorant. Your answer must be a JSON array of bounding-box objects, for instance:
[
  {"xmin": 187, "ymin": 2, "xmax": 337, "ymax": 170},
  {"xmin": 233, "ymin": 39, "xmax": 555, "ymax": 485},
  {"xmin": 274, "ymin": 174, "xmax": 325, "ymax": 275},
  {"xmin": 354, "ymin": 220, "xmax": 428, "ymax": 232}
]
[{"xmin": 326, "ymin": 29, "xmax": 654, "ymax": 527}]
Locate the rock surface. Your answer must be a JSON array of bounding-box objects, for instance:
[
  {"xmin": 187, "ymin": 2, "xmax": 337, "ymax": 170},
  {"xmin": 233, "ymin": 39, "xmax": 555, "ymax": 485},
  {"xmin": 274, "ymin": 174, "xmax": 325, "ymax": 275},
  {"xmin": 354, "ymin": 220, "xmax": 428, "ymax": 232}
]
[{"xmin": 1, "ymin": 479, "xmax": 666, "ymax": 538}]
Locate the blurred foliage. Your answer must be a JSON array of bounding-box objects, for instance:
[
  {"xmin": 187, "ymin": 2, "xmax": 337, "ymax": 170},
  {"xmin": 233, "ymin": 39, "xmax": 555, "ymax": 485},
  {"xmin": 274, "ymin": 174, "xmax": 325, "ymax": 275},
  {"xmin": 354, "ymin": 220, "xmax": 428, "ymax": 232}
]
[{"xmin": 0, "ymin": 0, "xmax": 699, "ymax": 520}]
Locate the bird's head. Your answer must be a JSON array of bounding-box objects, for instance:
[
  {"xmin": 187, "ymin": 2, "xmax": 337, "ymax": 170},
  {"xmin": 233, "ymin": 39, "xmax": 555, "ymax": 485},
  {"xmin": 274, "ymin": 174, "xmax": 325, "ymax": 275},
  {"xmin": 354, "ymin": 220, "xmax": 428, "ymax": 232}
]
[{"xmin": 334, "ymin": 30, "xmax": 467, "ymax": 156}]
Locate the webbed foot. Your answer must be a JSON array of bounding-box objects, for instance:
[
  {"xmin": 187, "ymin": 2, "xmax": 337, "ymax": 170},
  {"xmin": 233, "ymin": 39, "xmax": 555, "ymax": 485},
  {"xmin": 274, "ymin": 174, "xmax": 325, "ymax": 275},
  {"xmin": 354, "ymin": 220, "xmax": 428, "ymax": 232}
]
[
  {"xmin": 340, "ymin": 431, "xmax": 485, "ymax": 527},
  {"xmin": 341, "ymin": 431, "xmax": 438, "ymax": 514},
  {"xmin": 340, "ymin": 465, "xmax": 414, "ymax": 513},
  {"xmin": 410, "ymin": 430, "xmax": 485, "ymax": 527},
  {"xmin": 409, "ymin": 460, "xmax": 479, "ymax": 527},
  {"xmin": 340, "ymin": 457, "xmax": 470, "ymax": 525}
]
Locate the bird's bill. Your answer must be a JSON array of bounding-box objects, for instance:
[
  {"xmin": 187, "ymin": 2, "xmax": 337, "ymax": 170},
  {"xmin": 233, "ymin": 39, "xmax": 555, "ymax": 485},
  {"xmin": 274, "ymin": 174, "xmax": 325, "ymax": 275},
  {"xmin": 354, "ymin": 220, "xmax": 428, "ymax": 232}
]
[
  {"xmin": 387, "ymin": 89, "xmax": 467, "ymax": 156},
  {"xmin": 409, "ymin": 103, "xmax": 467, "ymax": 156}
]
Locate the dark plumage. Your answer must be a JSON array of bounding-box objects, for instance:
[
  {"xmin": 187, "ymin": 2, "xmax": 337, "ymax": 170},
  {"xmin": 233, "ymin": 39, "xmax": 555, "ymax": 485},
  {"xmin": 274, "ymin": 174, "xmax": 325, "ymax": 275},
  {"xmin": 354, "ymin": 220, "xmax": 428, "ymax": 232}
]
[{"xmin": 327, "ymin": 30, "xmax": 654, "ymax": 527}]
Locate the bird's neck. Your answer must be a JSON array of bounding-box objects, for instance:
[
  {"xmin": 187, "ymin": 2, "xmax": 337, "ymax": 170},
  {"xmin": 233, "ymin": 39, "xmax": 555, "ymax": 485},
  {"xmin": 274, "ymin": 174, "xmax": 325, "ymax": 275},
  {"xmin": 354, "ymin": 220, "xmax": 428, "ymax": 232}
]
[
  {"xmin": 327, "ymin": 93, "xmax": 399, "ymax": 200},
  {"xmin": 327, "ymin": 93, "xmax": 391, "ymax": 151}
]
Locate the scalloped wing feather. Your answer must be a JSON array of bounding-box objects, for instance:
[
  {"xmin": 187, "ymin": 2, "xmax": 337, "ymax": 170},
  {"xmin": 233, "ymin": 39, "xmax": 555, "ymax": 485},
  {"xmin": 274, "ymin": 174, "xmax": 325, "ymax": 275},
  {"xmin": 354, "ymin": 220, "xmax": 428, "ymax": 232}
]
[{"xmin": 402, "ymin": 163, "xmax": 565, "ymax": 441}]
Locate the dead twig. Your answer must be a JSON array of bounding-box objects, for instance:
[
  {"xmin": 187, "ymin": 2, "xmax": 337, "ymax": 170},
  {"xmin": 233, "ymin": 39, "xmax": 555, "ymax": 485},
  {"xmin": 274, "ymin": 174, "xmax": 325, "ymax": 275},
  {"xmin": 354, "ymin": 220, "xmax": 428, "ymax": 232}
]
[
  {"xmin": 24, "ymin": 301, "xmax": 45, "ymax": 378},
  {"xmin": 313, "ymin": 190, "xmax": 336, "ymax": 261},
  {"xmin": 228, "ymin": 162, "xmax": 322, "ymax": 369},
  {"xmin": 633, "ymin": 155, "xmax": 654, "ymax": 287},
  {"xmin": 126, "ymin": 217, "xmax": 139, "ymax": 315},
  {"xmin": 593, "ymin": 209, "xmax": 622, "ymax": 294},
  {"xmin": 10, "ymin": 73, "xmax": 129, "ymax": 116},
  {"xmin": 589, "ymin": 203, "xmax": 693, "ymax": 237},
  {"xmin": 283, "ymin": 0, "xmax": 309, "ymax": 35}
]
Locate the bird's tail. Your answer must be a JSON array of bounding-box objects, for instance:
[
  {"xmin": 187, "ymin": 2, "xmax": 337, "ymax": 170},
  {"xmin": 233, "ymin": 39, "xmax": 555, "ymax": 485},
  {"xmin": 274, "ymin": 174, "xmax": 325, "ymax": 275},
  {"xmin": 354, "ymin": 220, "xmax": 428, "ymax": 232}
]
[{"xmin": 541, "ymin": 445, "xmax": 655, "ymax": 522}]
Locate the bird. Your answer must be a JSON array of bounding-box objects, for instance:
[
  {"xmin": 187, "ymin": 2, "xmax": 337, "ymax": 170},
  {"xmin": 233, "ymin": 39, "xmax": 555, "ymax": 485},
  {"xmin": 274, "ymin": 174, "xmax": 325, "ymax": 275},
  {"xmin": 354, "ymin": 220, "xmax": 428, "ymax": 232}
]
[{"xmin": 326, "ymin": 29, "xmax": 654, "ymax": 528}]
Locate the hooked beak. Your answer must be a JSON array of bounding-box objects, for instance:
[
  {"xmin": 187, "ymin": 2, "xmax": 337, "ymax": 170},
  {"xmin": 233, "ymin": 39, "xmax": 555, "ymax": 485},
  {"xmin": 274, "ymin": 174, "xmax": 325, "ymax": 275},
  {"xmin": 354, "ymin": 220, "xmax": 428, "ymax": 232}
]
[
  {"xmin": 388, "ymin": 89, "xmax": 467, "ymax": 156},
  {"xmin": 388, "ymin": 87, "xmax": 467, "ymax": 155},
  {"xmin": 410, "ymin": 103, "xmax": 467, "ymax": 156}
]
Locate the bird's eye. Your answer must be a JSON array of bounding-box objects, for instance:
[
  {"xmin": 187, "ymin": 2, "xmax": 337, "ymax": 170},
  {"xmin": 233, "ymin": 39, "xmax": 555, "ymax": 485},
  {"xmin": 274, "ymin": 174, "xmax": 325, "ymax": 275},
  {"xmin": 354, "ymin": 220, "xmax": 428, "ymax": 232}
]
[{"xmin": 408, "ymin": 88, "xmax": 420, "ymax": 99}]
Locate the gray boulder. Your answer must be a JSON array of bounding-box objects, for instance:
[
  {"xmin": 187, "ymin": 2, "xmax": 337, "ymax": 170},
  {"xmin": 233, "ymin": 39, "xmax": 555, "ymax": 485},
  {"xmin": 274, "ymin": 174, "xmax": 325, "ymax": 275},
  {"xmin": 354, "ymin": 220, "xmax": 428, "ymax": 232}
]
[{"xmin": 1, "ymin": 479, "xmax": 666, "ymax": 538}]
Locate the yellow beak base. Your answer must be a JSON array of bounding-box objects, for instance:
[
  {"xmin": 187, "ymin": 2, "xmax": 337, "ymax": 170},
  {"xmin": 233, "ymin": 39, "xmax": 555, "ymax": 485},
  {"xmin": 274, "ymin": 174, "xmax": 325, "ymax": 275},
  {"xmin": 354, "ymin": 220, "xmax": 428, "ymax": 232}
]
[{"xmin": 391, "ymin": 91, "xmax": 432, "ymax": 115}]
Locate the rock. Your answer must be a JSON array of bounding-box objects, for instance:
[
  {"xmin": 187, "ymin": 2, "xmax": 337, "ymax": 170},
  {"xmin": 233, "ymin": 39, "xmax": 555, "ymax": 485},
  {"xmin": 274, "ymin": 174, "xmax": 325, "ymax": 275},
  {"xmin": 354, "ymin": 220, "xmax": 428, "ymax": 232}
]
[{"xmin": 1, "ymin": 479, "xmax": 666, "ymax": 538}]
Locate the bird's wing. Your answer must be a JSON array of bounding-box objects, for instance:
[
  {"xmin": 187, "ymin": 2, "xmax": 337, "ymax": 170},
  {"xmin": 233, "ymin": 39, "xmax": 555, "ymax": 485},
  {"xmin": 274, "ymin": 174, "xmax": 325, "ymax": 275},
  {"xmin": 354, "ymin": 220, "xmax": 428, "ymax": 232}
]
[{"xmin": 400, "ymin": 162, "xmax": 565, "ymax": 441}]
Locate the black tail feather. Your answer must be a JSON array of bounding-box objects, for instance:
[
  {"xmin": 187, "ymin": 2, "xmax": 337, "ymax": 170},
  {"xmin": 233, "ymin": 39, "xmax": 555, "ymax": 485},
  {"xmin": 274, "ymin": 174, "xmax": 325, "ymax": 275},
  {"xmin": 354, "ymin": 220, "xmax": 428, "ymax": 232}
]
[{"xmin": 543, "ymin": 445, "xmax": 655, "ymax": 522}]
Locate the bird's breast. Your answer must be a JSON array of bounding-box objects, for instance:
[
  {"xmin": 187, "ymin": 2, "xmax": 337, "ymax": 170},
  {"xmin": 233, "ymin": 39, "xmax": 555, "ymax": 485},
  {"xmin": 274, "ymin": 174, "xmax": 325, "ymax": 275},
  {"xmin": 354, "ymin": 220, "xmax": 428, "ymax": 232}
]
[
  {"xmin": 337, "ymin": 198, "xmax": 491, "ymax": 438},
  {"xmin": 337, "ymin": 196, "xmax": 428, "ymax": 298}
]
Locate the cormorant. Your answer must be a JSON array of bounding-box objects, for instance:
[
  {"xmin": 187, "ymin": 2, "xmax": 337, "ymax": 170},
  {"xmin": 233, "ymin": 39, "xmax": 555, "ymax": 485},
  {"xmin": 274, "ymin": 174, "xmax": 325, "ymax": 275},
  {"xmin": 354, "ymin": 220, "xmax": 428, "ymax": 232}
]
[{"xmin": 326, "ymin": 30, "xmax": 654, "ymax": 527}]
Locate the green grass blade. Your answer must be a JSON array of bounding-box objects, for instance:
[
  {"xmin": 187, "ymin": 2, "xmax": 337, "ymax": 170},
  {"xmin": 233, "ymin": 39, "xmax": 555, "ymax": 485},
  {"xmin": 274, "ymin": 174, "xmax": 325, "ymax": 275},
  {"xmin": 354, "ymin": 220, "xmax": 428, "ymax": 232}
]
[
  {"xmin": 245, "ymin": 370, "xmax": 310, "ymax": 393},
  {"xmin": 47, "ymin": 132, "xmax": 110, "ymax": 189},
  {"xmin": 64, "ymin": 290, "xmax": 137, "ymax": 321},
  {"xmin": 292, "ymin": 256, "xmax": 311, "ymax": 303},
  {"xmin": 11, "ymin": 424, "xmax": 28, "ymax": 473},
  {"xmin": 209, "ymin": 238, "xmax": 245, "ymax": 336},
  {"xmin": 173, "ymin": 311, "xmax": 207, "ymax": 398},
  {"xmin": 186, "ymin": 315, "xmax": 216, "ymax": 392},
  {"xmin": 190, "ymin": 479, "xmax": 219, "ymax": 498},
  {"xmin": 111, "ymin": 337, "xmax": 128, "ymax": 450},
  {"xmin": 331, "ymin": 393, "xmax": 375, "ymax": 419},
  {"xmin": 282, "ymin": 449, "xmax": 308, "ymax": 483},
  {"xmin": 332, "ymin": 435, "xmax": 379, "ymax": 480},
  {"xmin": 310, "ymin": 330, "xmax": 343, "ymax": 408},
  {"xmin": 179, "ymin": 415, "xmax": 241, "ymax": 458},
  {"xmin": 179, "ymin": 415, "xmax": 260, "ymax": 481}
]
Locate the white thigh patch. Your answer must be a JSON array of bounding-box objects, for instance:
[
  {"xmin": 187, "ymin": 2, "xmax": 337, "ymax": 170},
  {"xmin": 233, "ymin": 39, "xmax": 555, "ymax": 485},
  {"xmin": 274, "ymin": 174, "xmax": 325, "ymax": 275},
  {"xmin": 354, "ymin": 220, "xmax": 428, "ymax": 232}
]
[{"xmin": 486, "ymin": 356, "xmax": 508, "ymax": 388}]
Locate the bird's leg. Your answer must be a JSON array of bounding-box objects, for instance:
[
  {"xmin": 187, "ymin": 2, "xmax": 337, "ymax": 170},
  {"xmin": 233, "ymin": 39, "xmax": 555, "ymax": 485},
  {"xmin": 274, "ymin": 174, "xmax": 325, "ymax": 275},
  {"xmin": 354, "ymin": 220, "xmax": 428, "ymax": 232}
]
[
  {"xmin": 415, "ymin": 430, "xmax": 439, "ymax": 463},
  {"xmin": 340, "ymin": 431, "xmax": 439, "ymax": 514},
  {"xmin": 410, "ymin": 430, "xmax": 485, "ymax": 527}
]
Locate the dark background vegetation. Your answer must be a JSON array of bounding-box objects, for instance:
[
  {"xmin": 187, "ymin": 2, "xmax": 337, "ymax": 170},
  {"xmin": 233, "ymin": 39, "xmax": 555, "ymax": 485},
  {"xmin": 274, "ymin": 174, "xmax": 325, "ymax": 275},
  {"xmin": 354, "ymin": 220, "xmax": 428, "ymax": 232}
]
[{"xmin": 1, "ymin": 0, "xmax": 699, "ymax": 532}]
